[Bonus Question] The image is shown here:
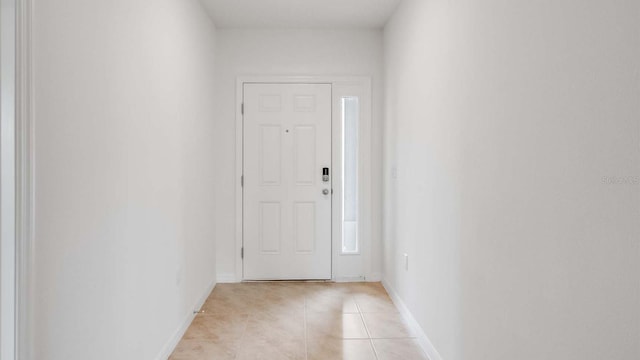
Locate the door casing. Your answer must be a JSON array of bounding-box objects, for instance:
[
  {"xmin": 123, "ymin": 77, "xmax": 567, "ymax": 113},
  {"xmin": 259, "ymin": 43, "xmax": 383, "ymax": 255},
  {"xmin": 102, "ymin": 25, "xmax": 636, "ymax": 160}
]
[{"xmin": 235, "ymin": 76, "xmax": 373, "ymax": 282}]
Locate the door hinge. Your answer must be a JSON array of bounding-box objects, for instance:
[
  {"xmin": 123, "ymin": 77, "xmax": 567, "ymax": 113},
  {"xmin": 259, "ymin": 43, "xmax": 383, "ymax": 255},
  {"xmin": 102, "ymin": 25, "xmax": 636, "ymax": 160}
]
[
  {"xmin": 241, "ymin": 247, "xmax": 244, "ymax": 259},
  {"xmin": 241, "ymin": 103, "xmax": 244, "ymax": 115},
  {"xmin": 241, "ymin": 175, "xmax": 244, "ymax": 187}
]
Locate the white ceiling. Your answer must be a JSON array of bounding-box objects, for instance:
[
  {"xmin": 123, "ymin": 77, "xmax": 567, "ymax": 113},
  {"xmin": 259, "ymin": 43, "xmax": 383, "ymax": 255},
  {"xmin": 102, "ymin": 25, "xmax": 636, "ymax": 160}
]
[{"xmin": 201, "ymin": 0, "xmax": 402, "ymax": 29}]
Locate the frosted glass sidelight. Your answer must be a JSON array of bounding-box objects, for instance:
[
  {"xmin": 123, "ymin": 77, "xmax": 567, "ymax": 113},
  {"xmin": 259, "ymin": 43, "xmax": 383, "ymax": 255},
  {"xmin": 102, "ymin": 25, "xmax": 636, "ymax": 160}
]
[{"xmin": 342, "ymin": 97, "xmax": 359, "ymax": 254}]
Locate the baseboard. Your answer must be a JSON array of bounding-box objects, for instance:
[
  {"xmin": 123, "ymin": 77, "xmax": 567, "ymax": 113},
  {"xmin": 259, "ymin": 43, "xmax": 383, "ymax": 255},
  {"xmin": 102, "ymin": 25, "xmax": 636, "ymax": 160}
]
[
  {"xmin": 155, "ymin": 279, "xmax": 217, "ymax": 360},
  {"xmin": 381, "ymin": 279, "xmax": 443, "ymax": 360},
  {"xmin": 216, "ymin": 272, "xmax": 239, "ymax": 283},
  {"xmin": 217, "ymin": 273, "xmax": 378, "ymax": 283},
  {"xmin": 334, "ymin": 275, "xmax": 366, "ymax": 282},
  {"xmin": 367, "ymin": 272, "xmax": 382, "ymax": 282}
]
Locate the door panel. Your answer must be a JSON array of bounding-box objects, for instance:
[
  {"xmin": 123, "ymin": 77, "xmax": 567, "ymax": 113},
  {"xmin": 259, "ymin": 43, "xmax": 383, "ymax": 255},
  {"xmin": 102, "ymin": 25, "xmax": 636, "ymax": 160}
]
[
  {"xmin": 243, "ymin": 83, "xmax": 332, "ymax": 280},
  {"xmin": 259, "ymin": 125, "xmax": 282, "ymax": 185},
  {"xmin": 259, "ymin": 202, "xmax": 281, "ymax": 254},
  {"xmin": 294, "ymin": 201, "xmax": 316, "ymax": 254},
  {"xmin": 293, "ymin": 126, "xmax": 316, "ymax": 185}
]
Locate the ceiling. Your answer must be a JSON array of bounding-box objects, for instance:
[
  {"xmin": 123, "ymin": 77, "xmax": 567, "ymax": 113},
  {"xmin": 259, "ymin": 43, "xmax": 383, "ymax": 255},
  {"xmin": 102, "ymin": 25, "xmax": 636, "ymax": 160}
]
[{"xmin": 201, "ymin": 0, "xmax": 402, "ymax": 29}]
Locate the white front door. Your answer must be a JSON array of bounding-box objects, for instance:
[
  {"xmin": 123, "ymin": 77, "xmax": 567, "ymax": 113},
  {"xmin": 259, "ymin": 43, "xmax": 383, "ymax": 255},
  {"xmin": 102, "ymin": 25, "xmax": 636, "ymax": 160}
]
[{"xmin": 243, "ymin": 83, "xmax": 332, "ymax": 280}]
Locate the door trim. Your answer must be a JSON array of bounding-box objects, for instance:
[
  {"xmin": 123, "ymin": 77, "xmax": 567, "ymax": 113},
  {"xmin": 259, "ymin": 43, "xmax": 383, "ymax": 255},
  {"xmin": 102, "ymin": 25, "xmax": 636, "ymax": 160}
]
[
  {"xmin": 235, "ymin": 76, "xmax": 372, "ymax": 282},
  {"xmin": 14, "ymin": 0, "xmax": 34, "ymax": 358}
]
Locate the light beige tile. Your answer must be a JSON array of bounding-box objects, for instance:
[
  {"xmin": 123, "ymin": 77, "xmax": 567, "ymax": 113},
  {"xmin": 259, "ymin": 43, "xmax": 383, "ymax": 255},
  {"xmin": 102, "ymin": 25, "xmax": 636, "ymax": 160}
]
[
  {"xmin": 306, "ymin": 312, "xmax": 369, "ymax": 339},
  {"xmin": 209, "ymin": 283, "xmax": 263, "ymax": 301},
  {"xmin": 169, "ymin": 339, "xmax": 236, "ymax": 360},
  {"xmin": 172, "ymin": 282, "xmax": 401, "ymax": 360},
  {"xmin": 249, "ymin": 282, "xmax": 307, "ymax": 303},
  {"xmin": 307, "ymin": 338, "xmax": 377, "ymax": 360},
  {"xmin": 372, "ymin": 339, "xmax": 428, "ymax": 360},
  {"xmin": 238, "ymin": 311, "xmax": 306, "ymax": 359},
  {"xmin": 236, "ymin": 337, "xmax": 306, "ymax": 360},
  {"xmin": 200, "ymin": 298, "xmax": 251, "ymax": 316},
  {"xmin": 346, "ymin": 282, "xmax": 388, "ymax": 296},
  {"xmin": 201, "ymin": 288, "xmax": 254, "ymax": 315},
  {"xmin": 182, "ymin": 313, "xmax": 247, "ymax": 342},
  {"xmin": 243, "ymin": 311, "xmax": 306, "ymax": 341},
  {"xmin": 203, "ymin": 283, "xmax": 305, "ymax": 315},
  {"xmin": 309, "ymin": 282, "xmax": 354, "ymax": 296},
  {"xmin": 354, "ymin": 293, "xmax": 398, "ymax": 313},
  {"xmin": 362, "ymin": 312, "xmax": 415, "ymax": 339},
  {"xmin": 306, "ymin": 293, "xmax": 359, "ymax": 313}
]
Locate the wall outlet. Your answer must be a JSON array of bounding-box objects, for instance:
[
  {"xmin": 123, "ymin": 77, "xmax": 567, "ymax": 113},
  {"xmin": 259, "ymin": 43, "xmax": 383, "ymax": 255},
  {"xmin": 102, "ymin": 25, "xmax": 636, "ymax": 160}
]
[{"xmin": 403, "ymin": 253, "xmax": 409, "ymax": 271}]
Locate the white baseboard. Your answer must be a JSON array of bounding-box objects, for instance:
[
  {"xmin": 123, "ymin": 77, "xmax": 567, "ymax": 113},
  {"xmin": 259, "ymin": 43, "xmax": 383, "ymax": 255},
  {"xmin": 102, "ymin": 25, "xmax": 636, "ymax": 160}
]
[
  {"xmin": 216, "ymin": 273, "xmax": 239, "ymax": 283},
  {"xmin": 216, "ymin": 273, "xmax": 379, "ymax": 283},
  {"xmin": 381, "ymin": 279, "xmax": 443, "ymax": 360},
  {"xmin": 334, "ymin": 275, "xmax": 366, "ymax": 282},
  {"xmin": 367, "ymin": 272, "xmax": 382, "ymax": 282},
  {"xmin": 155, "ymin": 279, "xmax": 217, "ymax": 360}
]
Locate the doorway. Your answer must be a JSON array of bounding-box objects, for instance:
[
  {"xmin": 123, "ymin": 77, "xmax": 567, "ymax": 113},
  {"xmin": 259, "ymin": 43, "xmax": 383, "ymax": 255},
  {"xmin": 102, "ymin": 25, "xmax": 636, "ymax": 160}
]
[{"xmin": 235, "ymin": 76, "xmax": 373, "ymax": 282}]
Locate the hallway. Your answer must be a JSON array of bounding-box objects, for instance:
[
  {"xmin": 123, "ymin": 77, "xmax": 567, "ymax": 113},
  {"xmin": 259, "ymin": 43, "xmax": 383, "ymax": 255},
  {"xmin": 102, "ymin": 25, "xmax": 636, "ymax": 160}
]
[
  {"xmin": 170, "ymin": 282, "xmax": 426, "ymax": 359},
  {"xmin": 2, "ymin": 0, "xmax": 639, "ymax": 359}
]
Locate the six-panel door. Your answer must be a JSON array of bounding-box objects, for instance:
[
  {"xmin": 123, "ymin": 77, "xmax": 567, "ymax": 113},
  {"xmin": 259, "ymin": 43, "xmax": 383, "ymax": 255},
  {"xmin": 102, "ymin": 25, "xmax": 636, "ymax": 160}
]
[{"xmin": 243, "ymin": 83, "xmax": 332, "ymax": 280}]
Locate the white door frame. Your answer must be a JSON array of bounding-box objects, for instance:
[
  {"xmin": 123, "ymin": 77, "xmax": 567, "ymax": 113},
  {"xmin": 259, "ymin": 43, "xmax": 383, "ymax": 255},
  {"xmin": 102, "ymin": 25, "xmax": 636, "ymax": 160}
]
[
  {"xmin": 15, "ymin": 0, "xmax": 34, "ymax": 358},
  {"xmin": 1, "ymin": 0, "xmax": 17, "ymax": 357},
  {"xmin": 235, "ymin": 76, "xmax": 372, "ymax": 282},
  {"xmin": 1, "ymin": 0, "xmax": 33, "ymax": 358}
]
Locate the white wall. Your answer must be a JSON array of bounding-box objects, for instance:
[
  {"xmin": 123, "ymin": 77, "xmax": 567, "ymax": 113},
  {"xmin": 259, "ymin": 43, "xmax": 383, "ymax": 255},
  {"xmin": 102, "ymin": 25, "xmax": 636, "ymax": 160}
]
[
  {"xmin": 32, "ymin": 0, "xmax": 218, "ymax": 359},
  {"xmin": 214, "ymin": 29, "xmax": 384, "ymax": 281},
  {"xmin": 383, "ymin": 1, "xmax": 640, "ymax": 359}
]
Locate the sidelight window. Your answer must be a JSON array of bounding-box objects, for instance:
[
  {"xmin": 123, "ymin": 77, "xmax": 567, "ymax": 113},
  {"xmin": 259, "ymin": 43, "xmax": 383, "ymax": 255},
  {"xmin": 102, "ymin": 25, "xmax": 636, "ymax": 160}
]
[{"xmin": 341, "ymin": 97, "xmax": 359, "ymax": 254}]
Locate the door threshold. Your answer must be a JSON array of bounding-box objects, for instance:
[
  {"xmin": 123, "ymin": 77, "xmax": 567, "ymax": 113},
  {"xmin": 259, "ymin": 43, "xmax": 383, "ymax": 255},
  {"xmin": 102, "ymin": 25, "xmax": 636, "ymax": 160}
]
[{"xmin": 241, "ymin": 279, "xmax": 334, "ymax": 283}]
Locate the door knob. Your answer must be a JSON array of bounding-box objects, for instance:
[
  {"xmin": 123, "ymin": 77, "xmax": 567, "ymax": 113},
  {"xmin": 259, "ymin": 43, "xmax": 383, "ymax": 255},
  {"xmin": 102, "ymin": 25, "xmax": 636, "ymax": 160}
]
[{"xmin": 322, "ymin": 189, "xmax": 330, "ymax": 195}]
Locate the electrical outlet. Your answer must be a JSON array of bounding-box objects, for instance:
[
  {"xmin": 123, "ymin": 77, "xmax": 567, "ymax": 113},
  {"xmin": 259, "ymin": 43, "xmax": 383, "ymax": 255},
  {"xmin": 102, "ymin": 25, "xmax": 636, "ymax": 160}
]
[{"xmin": 403, "ymin": 253, "xmax": 409, "ymax": 271}]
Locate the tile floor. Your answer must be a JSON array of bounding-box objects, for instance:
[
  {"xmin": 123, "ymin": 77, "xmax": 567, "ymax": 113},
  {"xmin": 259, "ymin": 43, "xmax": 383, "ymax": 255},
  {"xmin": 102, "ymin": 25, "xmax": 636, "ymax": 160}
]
[{"xmin": 170, "ymin": 282, "xmax": 428, "ymax": 360}]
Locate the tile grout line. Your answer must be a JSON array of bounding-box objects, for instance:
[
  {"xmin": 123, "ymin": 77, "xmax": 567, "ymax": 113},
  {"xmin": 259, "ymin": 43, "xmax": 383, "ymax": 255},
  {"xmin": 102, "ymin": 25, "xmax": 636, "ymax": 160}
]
[
  {"xmin": 355, "ymin": 300, "xmax": 380, "ymax": 360},
  {"xmin": 304, "ymin": 296, "xmax": 309, "ymax": 360}
]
